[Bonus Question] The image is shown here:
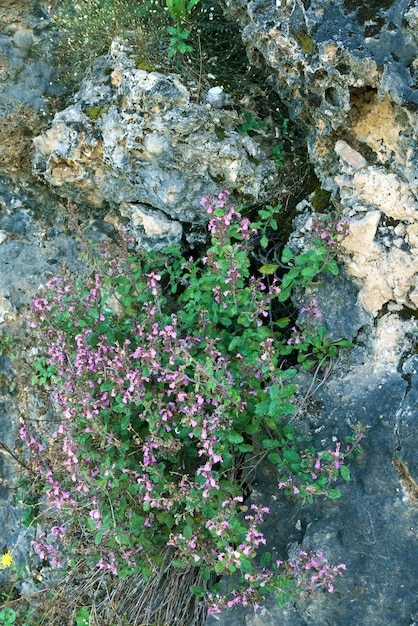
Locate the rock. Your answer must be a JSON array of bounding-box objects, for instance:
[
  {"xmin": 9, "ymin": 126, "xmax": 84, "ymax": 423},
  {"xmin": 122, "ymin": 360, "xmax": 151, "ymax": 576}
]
[
  {"xmin": 1, "ymin": 0, "xmax": 418, "ymax": 623},
  {"xmin": 337, "ymin": 209, "xmax": 418, "ymax": 315},
  {"xmin": 208, "ymin": 310, "xmax": 418, "ymax": 626},
  {"xmin": 206, "ymin": 86, "xmax": 227, "ymax": 108},
  {"xmin": 226, "ymin": 0, "xmax": 418, "ymax": 317},
  {"xmin": 297, "ymin": 270, "xmax": 372, "ymax": 343},
  {"xmin": 334, "ymin": 139, "xmax": 367, "ymax": 171},
  {"xmin": 119, "ymin": 202, "xmax": 183, "ymax": 249},
  {"xmin": 0, "ymin": 2, "xmax": 62, "ymax": 174},
  {"xmin": 32, "ymin": 40, "xmax": 278, "ymax": 246}
]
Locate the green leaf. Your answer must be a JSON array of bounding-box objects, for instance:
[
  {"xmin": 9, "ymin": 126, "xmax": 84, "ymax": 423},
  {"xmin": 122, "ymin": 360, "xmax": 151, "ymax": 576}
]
[
  {"xmin": 327, "ymin": 489, "xmax": 342, "ymax": 499},
  {"xmin": 301, "ymin": 266, "xmax": 319, "ymax": 279},
  {"xmin": 278, "ymin": 287, "xmax": 291, "ymax": 302},
  {"xmin": 240, "ymin": 558, "xmax": 254, "ymax": 574},
  {"xmin": 261, "ymin": 438, "xmax": 280, "ymax": 450},
  {"xmin": 340, "ymin": 465, "xmax": 351, "ymax": 481},
  {"xmin": 268, "ymin": 452, "xmax": 282, "ymax": 465},
  {"xmin": 280, "ymin": 383, "xmax": 296, "ymax": 399},
  {"xmin": 282, "ymin": 449, "xmax": 300, "ymax": 464},
  {"xmin": 259, "ymin": 264, "xmax": 279, "ymax": 275},
  {"xmin": 245, "ymin": 422, "xmax": 261, "ymax": 435},
  {"xmin": 100, "ymin": 381, "xmax": 114, "ymax": 392},
  {"xmin": 190, "ymin": 585, "xmax": 205, "ymax": 597},
  {"xmin": 228, "ymin": 431, "xmax": 244, "ymax": 445},
  {"xmin": 121, "ymin": 413, "xmax": 130, "ymax": 430},
  {"xmin": 283, "ymin": 424, "xmax": 295, "ymax": 439},
  {"xmin": 334, "ymin": 339, "xmax": 353, "ymax": 348},
  {"xmin": 183, "ymin": 524, "xmax": 193, "ymax": 540},
  {"xmin": 95, "ymin": 530, "xmax": 106, "ymax": 545},
  {"xmin": 327, "ymin": 259, "xmax": 339, "ymax": 276},
  {"xmin": 281, "ymin": 247, "xmax": 294, "ymax": 263},
  {"xmin": 260, "ymin": 234, "xmax": 269, "ymax": 249},
  {"xmin": 269, "ymin": 400, "xmax": 295, "ymax": 417}
]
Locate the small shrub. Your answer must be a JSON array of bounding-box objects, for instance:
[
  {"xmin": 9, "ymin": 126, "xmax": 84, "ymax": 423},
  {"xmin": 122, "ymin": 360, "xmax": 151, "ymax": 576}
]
[
  {"xmin": 52, "ymin": 0, "xmax": 168, "ymax": 88},
  {"xmin": 21, "ymin": 191, "xmax": 360, "ymax": 619}
]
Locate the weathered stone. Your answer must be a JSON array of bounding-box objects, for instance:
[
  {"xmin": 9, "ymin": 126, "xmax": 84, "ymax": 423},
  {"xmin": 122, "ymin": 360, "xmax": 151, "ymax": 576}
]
[
  {"xmin": 334, "ymin": 139, "xmax": 367, "ymax": 170},
  {"xmin": 0, "ymin": 2, "xmax": 63, "ymax": 174},
  {"xmin": 297, "ymin": 270, "xmax": 372, "ymax": 343},
  {"xmin": 227, "ymin": 0, "xmax": 418, "ymax": 318},
  {"xmin": 209, "ymin": 313, "xmax": 418, "ymax": 626},
  {"xmin": 119, "ymin": 202, "xmax": 183, "ymax": 249},
  {"xmin": 32, "ymin": 41, "xmax": 278, "ymax": 245}
]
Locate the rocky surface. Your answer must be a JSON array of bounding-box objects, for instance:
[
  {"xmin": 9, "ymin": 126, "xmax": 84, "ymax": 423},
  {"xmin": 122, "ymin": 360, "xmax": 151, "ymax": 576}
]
[
  {"xmin": 32, "ymin": 40, "xmax": 278, "ymax": 247},
  {"xmin": 0, "ymin": 0, "xmax": 418, "ymax": 625},
  {"xmin": 0, "ymin": 0, "xmax": 63, "ymax": 173},
  {"xmin": 209, "ymin": 312, "xmax": 418, "ymax": 626},
  {"xmin": 226, "ymin": 0, "xmax": 418, "ymax": 316},
  {"xmin": 209, "ymin": 0, "xmax": 418, "ymax": 622}
]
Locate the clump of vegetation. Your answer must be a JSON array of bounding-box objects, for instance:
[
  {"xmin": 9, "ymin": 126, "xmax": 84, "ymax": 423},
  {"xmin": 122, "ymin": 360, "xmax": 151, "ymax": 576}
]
[
  {"xmin": 7, "ymin": 192, "xmax": 363, "ymax": 623},
  {"xmin": 52, "ymin": 0, "xmax": 161, "ymax": 88}
]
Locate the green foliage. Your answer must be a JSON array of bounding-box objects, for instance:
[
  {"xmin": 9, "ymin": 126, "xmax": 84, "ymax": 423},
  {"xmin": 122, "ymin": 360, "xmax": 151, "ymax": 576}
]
[
  {"xmin": 0, "ymin": 609, "xmax": 16, "ymax": 626},
  {"xmin": 236, "ymin": 113, "xmax": 269, "ymax": 134},
  {"xmin": 286, "ymin": 325, "xmax": 353, "ymax": 371},
  {"xmin": 166, "ymin": 0, "xmax": 201, "ymax": 21},
  {"xmin": 23, "ymin": 192, "xmax": 360, "ymax": 614},
  {"xmin": 0, "ymin": 332, "xmax": 14, "ymax": 357},
  {"xmin": 167, "ymin": 26, "xmax": 193, "ymax": 57},
  {"xmin": 260, "ymin": 245, "xmax": 338, "ymax": 303},
  {"xmin": 165, "ymin": 0, "xmax": 201, "ymax": 56},
  {"xmin": 31, "ymin": 357, "xmax": 57, "ymax": 386},
  {"xmin": 74, "ymin": 607, "xmax": 90, "ymax": 626},
  {"xmin": 251, "ymin": 202, "xmax": 281, "ymax": 249},
  {"xmin": 272, "ymin": 142, "xmax": 285, "ymax": 168}
]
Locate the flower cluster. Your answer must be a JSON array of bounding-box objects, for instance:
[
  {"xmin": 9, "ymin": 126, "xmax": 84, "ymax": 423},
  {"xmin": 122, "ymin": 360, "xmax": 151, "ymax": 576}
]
[
  {"xmin": 300, "ymin": 298, "xmax": 322, "ymax": 323},
  {"xmin": 31, "ymin": 527, "xmax": 66, "ymax": 569},
  {"xmin": 206, "ymin": 549, "xmax": 346, "ymax": 614},
  {"xmin": 277, "ymin": 424, "xmax": 366, "ymax": 500},
  {"xmin": 287, "ymin": 326, "xmax": 307, "ymax": 346},
  {"xmin": 311, "ymin": 213, "xmax": 350, "ymax": 248},
  {"xmin": 21, "ymin": 191, "xmax": 356, "ymax": 614},
  {"xmin": 278, "ymin": 550, "xmax": 346, "ymax": 595}
]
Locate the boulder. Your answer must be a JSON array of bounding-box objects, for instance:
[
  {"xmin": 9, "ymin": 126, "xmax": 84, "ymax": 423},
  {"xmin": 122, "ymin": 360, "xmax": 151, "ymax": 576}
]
[
  {"xmin": 225, "ymin": 0, "xmax": 418, "ymax": 316},
  {"xmin": 32, "ymin": 40, "xmax": 278, "ymax": 246}
]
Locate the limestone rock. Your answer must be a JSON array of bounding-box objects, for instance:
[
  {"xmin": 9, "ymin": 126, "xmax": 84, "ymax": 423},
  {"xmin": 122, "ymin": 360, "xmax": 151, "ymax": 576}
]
[
  {"xmin": 208, "ymin": 311, "xmax": 418, "ymax": 626},
  {"xmin": 32, "ymin": 41, "xmax": 278, "ymax": 245},
  {"xmin": 226, "ymin": 0, "xmax": 418, "ymax": 317},
  {"xmin": 0, "ymin": 2, "xmax": 63, "ymax": 174}
]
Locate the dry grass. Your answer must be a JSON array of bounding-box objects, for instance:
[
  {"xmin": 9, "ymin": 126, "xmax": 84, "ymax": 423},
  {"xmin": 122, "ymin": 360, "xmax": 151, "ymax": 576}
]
[{"xmin": 32, "ymin": 548, "xmax": 208, "ymax": 626}]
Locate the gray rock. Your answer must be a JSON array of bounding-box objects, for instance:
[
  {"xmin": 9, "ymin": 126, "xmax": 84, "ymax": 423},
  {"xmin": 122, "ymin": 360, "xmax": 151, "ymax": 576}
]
[
  {"xmin": 209, "ymin": 329, "xmax": 418, "ymax": 625},
  {"xmin": 32, "ymin": 41, "xmax": 278, "ymax": 246}
]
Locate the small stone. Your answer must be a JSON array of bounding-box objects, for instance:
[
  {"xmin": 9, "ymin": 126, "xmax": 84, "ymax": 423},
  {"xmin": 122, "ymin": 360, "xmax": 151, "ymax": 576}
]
[
  {"xmin": 206, "ymin": 86, "xmax": 226, "ymax": 108},
  {"xmin": 334, "ymin": 140, "xmax": 367, "ymax": 170}
]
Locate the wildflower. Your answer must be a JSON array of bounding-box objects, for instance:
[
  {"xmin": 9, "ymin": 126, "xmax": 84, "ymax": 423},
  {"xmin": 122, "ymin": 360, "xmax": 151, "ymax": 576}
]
[{"xmin": 1, "ymin": 551, "xmax": 13, "ymax": 568}]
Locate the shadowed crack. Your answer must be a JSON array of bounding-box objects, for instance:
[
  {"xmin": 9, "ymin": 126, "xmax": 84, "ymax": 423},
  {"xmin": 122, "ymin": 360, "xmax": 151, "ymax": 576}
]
[{"xmin": 392, "ymin": 455, "xmax": 418, "ymax": 507}]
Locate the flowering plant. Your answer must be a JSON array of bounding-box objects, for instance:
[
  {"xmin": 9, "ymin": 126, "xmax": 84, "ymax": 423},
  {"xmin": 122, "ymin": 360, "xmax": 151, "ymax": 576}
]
[{"xmin": 22, "ymin": 191, "xmax": 356, "ymax": 617}]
